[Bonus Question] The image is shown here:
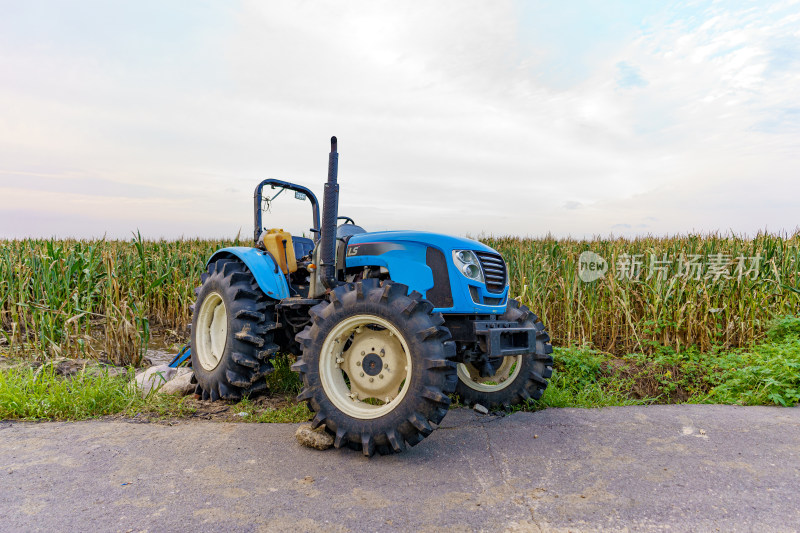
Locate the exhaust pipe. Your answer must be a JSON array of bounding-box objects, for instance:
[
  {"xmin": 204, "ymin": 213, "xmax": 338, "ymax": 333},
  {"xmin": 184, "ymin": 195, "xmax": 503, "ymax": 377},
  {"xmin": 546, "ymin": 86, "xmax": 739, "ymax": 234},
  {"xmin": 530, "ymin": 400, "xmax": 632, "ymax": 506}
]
[{"xmin": 320, "ymin": 136, "xmax": 339, "ymax": 289}]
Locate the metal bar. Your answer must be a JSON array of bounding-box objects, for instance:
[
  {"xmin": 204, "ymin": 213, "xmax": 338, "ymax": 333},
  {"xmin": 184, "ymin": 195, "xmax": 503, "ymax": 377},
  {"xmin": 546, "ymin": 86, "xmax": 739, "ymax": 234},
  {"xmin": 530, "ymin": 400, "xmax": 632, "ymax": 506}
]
[{"xmin": 253, "ymin": 179, "xmax": 321, "ymax": 244}]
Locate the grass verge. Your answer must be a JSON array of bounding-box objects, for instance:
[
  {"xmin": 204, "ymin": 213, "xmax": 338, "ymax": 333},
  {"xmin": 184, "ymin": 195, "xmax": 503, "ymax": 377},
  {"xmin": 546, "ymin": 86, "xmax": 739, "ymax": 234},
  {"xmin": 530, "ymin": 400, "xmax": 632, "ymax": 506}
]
[
  {"xmin": 0, "ymin": 366, "xmax": 193, "ymax": 420},
  {"xmin": 529, "ymin": 317, "xmax": 800, "ymax": 409},
  {"xmin": 0, "ymin": 364, "xmax": 311, "ymax": 423}
]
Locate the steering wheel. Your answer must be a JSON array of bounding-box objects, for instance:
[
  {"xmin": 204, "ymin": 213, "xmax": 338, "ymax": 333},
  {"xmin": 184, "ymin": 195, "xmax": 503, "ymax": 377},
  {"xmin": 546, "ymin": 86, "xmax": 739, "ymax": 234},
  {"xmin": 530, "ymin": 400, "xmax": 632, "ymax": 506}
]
[{"xmin": 337, "ymin": 216, "xmax": 356, "ymax": 225}]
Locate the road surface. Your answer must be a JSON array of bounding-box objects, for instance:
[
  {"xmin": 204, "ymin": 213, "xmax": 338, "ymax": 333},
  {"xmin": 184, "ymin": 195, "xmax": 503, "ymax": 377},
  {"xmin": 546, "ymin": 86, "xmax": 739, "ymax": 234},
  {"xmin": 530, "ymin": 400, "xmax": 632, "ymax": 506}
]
[{"xmin": 1, "ymin": 405, "xmax": 799, "ymax": 532}]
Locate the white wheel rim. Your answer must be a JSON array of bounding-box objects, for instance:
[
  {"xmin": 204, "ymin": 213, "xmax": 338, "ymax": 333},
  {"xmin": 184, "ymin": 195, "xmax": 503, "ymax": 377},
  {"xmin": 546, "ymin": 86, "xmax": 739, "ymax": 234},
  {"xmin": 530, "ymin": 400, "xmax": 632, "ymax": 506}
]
[
  {"xmin": 196, "ymin": 292, "xmax": 228, "ymax": 371},
  {"xmin": 319, "ymin": 314, "xmax": 412, "ymax": 420},
  {"xmin": 457, "ymin": 355, "xmax": 522, "ymax": 393}
]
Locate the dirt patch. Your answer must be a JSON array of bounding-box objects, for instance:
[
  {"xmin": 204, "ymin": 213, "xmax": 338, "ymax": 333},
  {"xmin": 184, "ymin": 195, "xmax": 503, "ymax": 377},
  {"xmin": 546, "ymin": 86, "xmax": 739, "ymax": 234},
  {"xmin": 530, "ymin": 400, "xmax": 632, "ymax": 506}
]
[
  {"xmin": 601, "ymin": 357, "xmax": 695, "ymax": 402},
  {"xmin": 105, "ymin": 392, "xmax": 302, "ymax": 424}
]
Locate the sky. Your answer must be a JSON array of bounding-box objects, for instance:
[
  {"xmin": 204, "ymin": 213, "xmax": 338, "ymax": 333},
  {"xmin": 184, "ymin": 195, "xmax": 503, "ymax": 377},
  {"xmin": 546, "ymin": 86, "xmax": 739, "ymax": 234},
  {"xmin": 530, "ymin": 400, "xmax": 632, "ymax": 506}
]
[{"xmin": 1, "ymin": 0, "xmax": 798, "ymax": 240}]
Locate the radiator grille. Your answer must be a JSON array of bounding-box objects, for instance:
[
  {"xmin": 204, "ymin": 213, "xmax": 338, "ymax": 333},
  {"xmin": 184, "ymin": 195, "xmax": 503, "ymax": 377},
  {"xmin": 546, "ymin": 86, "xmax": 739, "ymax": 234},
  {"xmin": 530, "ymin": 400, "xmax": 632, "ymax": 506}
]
[{"xmin": 475, "ymin": 251, "xmax": 507, "ymax": 293}]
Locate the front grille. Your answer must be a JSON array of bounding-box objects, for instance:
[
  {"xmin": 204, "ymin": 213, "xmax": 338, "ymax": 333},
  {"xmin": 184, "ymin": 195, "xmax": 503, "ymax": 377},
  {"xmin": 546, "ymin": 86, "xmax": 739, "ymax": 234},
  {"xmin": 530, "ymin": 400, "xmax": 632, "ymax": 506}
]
[{"xmin": 475, "ymin": 251, "xmax": 507, "ymax": 293}]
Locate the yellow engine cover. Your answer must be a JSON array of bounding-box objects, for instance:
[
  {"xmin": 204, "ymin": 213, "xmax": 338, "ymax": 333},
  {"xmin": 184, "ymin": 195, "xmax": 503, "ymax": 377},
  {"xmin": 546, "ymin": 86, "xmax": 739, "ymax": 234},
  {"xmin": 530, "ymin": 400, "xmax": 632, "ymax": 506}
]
[{"xmin": 262, "ymin": 229, "xmax": 297, "ymax": 274}]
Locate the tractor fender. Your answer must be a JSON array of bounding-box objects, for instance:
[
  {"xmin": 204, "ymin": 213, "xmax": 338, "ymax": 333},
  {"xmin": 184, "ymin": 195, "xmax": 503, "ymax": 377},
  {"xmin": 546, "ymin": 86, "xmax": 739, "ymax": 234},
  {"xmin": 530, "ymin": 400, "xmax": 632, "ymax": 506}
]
[{"xmin": 207, "ymin": 247, "xmax": 290, "ymax": 300}]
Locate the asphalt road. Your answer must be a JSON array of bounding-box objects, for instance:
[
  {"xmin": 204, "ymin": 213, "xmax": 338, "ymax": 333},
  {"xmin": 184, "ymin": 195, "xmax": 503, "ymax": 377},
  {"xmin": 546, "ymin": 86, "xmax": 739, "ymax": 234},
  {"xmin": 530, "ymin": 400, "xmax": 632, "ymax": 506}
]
[{"xmin": 1, "ymin": 405, "xmax": 799, "ymax": 532}]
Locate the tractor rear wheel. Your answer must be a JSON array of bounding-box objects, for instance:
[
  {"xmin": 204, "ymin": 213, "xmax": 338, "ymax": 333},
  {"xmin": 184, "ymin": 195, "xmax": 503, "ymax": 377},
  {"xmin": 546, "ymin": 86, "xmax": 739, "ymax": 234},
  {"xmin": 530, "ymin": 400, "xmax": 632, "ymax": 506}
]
[
  {"xmin": 455, "ymin": 299, "xmax": 553, "ymax": 409},
  {"xmin": 292, "ymin": 279, "xmax": 457, "ymax": 456},
  {"xmin": 191, "ymin": 257, "xmax": 278, "ymax": 401}
]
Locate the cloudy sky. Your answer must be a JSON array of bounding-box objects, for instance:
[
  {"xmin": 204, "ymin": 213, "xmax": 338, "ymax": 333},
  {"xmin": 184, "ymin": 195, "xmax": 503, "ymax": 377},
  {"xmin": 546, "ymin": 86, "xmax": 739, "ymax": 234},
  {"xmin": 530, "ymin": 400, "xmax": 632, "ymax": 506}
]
[{"xmin": 1, "ymin": 0, "xmax": 798, "ymax": 240}]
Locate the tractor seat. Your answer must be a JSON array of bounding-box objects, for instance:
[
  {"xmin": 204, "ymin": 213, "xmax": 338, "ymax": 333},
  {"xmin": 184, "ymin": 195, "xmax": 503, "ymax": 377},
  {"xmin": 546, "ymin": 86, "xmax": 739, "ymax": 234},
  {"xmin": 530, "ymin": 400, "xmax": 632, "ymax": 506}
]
[{"xmin": 336, "ymin": 224, "xmax": 366, "ymax": 239}]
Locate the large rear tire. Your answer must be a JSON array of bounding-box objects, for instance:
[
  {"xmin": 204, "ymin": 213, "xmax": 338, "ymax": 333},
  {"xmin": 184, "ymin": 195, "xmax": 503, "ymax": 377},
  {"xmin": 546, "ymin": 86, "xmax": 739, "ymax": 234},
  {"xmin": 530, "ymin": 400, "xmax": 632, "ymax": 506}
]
[
  {"xmin": 292, "ymin": 279, "xmax": 457, "ymax": 456},
  {"xmin": 191, "ymin": 258, "xmax": 278, "ymax": 401},
  {"xmin": 455, "ymin": 299, "xmax": 553, "ymax": 409}
]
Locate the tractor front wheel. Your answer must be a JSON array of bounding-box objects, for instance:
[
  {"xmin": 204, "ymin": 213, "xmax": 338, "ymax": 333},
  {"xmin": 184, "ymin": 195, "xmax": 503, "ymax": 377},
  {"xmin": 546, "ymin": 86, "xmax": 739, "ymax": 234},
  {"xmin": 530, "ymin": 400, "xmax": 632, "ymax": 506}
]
[
  {"xmin": 293, "ymin": 279, "xmax": 457, "ymax": 456},
  {"xmin": 455, "ymin": 299, "xmax": 553, "ymax": 409}
]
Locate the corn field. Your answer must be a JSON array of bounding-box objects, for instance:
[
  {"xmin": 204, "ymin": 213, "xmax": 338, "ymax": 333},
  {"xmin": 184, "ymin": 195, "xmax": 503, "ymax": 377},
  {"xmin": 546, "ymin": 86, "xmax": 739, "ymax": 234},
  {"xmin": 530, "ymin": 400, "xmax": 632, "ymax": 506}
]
[
  {"xmin": 487, "ymin": 232, "xmax": 800, "ymax": 353},
  {"xmin": 1, "ymin": 232, "xmax": 798, "ymax": 364},
  {"xmin": 0, "ymin": 234, "xmax": 236, "ymax": 365}
]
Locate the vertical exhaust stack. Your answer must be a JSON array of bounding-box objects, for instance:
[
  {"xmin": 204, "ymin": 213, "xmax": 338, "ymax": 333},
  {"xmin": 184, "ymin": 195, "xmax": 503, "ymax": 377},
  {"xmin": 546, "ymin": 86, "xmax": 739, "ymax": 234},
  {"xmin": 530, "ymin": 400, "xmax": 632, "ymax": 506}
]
[{"xmin": 320, "ymin": 136, "xmax": 339, "ymax": 289}]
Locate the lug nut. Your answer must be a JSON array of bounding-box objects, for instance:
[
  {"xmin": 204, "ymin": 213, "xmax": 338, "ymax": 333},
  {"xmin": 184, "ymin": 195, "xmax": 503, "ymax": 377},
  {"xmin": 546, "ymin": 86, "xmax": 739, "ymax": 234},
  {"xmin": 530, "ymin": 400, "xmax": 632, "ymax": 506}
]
[
  {"xmin": 379, "ymin": 374, "xmax": 384, "ymax": 379},
  {"xmin": 369, "ymin": 377, "xmax": 374, "ymax": 382},
  {"xmin": 361, "ymin": 351, "xmax": 365, "ymax": 356},
  {"xmin": 360, "ymin": 372, "xmax": 364, "ymax": 377},
  {"xmin": 356, "ymin": 361, "xmax": 361, "ymax": 366}
]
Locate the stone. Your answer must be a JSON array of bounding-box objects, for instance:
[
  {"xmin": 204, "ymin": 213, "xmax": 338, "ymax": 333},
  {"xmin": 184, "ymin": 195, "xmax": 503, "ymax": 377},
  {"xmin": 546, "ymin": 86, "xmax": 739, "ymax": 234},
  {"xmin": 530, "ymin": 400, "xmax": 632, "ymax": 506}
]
[
  {"xmin": 159, "ymin": 368, "xmax": 194, "ymax": 396},
  {"xmin": 133, "ymin": 365, "xmax": 176, "ymax": 397},
  {"xmin": 143, "ymin": 350, "xmax": 173, "ymax": 367},
  {"xmin": 88, "ymin": 364, "xmax": 128, "ymax": 379},
  {"xmin": 473, "ymin": 403, "xmax": 489, "ymax": 415},
  {"xmin": 55, "ymin": 359, "xmax": 88, "ymax": 376},
  {"xmin": 295, "ymin": 424, "xmax": 334, "ymax": 450}
]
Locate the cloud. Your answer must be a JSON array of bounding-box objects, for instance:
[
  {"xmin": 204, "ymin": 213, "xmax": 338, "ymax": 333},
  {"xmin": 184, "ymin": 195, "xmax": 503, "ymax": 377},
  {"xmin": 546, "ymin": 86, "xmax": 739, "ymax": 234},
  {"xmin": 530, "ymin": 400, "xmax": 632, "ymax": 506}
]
[{"xmin": 0, "ymin": 0, "xmax": 798, "ymax": 239}]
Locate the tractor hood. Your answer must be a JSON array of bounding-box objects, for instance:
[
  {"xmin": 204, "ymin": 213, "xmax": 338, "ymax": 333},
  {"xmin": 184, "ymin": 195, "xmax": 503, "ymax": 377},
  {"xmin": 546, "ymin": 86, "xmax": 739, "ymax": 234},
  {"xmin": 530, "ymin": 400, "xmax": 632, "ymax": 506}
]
[
  {"xmin": 344, "ymin": 230, "xmax": 509, "ymax": 315},
  {"xmin": 347, "ymin": 230, "xmax": 498, "ymax": 254}
]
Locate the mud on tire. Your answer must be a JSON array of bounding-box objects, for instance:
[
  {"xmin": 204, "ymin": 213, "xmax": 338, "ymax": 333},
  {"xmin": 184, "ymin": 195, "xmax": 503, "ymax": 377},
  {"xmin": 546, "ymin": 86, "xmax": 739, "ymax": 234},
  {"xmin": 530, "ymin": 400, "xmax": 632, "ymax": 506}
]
[
  {"xmin": 191, "ymin": 257, "xmax": 278, "ymax": 401},
  {"xmin": 455, "ymin": 299, "xmax": 553, "ymax": 410},
  {"xmin": 292, "ymin": 279, "xmax": 458, "ymax": 456}
]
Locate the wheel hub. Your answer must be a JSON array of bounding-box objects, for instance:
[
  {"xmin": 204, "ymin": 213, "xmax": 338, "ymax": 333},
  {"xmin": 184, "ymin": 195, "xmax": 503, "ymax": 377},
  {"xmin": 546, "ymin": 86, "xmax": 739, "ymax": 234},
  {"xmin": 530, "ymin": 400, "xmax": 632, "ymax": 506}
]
[
  {"xmin": 319, "ymin": 315, "xmax": 413, "ymax": 419},
  {"xmin": 361, "ymin": 353, "xmax": 383, "ymax": 376},
  {"xmin": 342, "ymin": 328, "xmax": 407, "ymax": 402}
]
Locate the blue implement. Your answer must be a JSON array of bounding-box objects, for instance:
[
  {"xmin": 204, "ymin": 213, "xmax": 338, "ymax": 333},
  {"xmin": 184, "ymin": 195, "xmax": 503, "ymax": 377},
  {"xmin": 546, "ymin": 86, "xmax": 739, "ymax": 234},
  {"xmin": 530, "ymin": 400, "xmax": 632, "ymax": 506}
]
[{"xmin": 168, "ymin": 345, "xmax": 192, "ymax": 368}]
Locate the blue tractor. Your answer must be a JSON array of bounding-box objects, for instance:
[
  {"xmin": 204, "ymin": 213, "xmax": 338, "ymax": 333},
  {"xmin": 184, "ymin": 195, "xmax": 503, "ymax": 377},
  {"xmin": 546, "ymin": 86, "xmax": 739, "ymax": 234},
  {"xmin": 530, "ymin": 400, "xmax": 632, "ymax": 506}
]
[{"xmin": 190, "ymin": 137, "xmax": 553, "ymax": 455}]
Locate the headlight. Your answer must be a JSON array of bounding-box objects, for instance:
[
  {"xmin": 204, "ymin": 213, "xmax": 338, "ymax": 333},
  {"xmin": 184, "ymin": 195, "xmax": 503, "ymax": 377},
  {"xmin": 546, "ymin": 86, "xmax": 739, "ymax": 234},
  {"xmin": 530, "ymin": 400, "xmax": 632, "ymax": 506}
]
[{"xmin": 452, "ymin": 250, "xmax": 484, "ymax": 283}]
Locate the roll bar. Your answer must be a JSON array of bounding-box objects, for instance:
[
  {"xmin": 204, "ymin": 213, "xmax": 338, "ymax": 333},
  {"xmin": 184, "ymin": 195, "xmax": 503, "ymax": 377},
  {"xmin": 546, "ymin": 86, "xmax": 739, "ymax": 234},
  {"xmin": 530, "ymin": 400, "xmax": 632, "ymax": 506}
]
[{"xmin": 253, "ymin": 179, "xmax": 321, "ymax": 244}]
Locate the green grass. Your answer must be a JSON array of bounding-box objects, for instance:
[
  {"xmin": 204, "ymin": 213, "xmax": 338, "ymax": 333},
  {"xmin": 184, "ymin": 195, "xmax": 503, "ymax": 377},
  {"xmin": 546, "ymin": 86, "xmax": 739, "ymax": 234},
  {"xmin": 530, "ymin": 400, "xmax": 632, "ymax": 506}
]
[
  {"xmin": 0, "ymin": 365, "xmax": 194, "ymax": 420},
  {"xmin": 0, "ymin": 361, "xmax": 312, "ymax": 423},
  {"xmin": 228, "ymin": 397, "xmax": 313, "ymax": 423},
  {"xmin": 265, "ymin": 353, "xmax": 303, "ymax": 395},
  {"xmin": 531, "ymin": 347, "xmax": 650, "ymax": 409},
  {"xmin": 702, "ymin": 335, "xmax": 800, "ymax": 406},
  {"xmin": 527, "ymin": 320, "xmax": 800, "ymax": 409}
]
